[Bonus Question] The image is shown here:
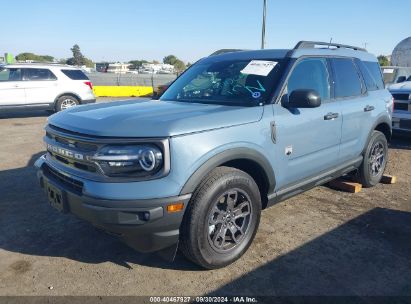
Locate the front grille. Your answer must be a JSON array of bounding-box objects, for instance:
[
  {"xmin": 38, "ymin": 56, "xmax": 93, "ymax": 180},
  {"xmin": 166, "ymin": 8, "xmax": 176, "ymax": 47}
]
[
  {"xmin": 392, "ymin": 93, "xmax": 409, "ymax": 101},
  {"xmin": 45, "ymin": 126, "xmax": 99, "ymax": 174},
  {"xmin": 394, "ymin": 102, "xmax": 409, "ymax": 111},
  {"xmin": 400, "ymin": 119, "xmax": 411, "ymax": 130},
  {"xmin": 43, "ymin": 164, "xmax": 83, "ymax": 194}
]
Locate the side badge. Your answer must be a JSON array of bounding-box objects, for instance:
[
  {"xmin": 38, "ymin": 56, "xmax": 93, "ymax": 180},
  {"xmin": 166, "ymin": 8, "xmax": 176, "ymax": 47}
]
[{"xmin": 285, "ymin": 145, "xmax": 293, "ymax": 156}]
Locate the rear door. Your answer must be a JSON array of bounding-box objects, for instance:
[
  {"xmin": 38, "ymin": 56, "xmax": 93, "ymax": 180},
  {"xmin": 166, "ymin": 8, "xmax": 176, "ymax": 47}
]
[
  {"xmin": 22, "ymin": 68, "xmax": 59, "ymax": 104},
  {"xmin": 331, "ymin": 58, "xmax": 377, "ymax": 163},
  {"xmin": 272, "ymin": 57, "xmax": 342, "ymax": 189},
  {"xmin": 0, "ymin": 67, "xmax": 26, "ymax": 106}
]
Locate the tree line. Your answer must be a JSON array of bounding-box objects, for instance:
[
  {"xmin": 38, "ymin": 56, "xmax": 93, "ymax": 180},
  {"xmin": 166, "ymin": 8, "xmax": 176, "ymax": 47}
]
[{"xmin": 15, "ymin": 44, "xmax": 190, "ymax": 72}]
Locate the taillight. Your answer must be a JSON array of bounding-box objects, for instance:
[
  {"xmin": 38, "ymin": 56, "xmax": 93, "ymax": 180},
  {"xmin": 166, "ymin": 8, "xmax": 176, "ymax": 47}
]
[
  {"xmin": 84, "ymin": 81, "xmax": 93, "ymax": 90},
  {"xmin": 392, "ymin": 96, "xmax": 395, "ymax": 112}
]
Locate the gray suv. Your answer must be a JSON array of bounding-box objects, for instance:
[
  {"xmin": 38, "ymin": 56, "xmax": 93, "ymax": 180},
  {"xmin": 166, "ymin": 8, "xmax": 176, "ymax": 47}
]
[{"xmin": 35, "ymin": 41, "xmax": 393, "ymax": 269}]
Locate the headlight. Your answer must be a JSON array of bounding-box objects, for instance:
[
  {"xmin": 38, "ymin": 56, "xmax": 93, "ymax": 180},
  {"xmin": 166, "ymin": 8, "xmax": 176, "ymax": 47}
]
[{"xmin": 91, "ymin": 145, "xmax": 163, "ymax": 177}]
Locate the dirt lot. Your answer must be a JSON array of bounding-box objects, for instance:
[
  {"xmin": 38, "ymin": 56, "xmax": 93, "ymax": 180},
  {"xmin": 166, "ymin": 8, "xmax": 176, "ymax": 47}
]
[{"xmin": 0, "ymin": 101, "xmax": 410, "ymax": 298}]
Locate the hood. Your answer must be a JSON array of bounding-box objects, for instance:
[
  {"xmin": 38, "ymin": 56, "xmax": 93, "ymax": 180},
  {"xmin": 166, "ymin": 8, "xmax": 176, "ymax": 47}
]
[
  {"xmin": 388, "ymin": 81, "xmax": 411, "ymax": 91},
  {"xmin": 48, "ymin": 99, "xmax": 263, "ymax": 137}
]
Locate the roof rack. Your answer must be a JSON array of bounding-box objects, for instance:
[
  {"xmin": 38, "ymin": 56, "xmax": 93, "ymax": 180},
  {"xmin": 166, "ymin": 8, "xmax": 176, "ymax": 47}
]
[
  {"xmin": 209, "ymin": 49, "xmax": 247, "ymax": 56},
  {"xmin": 294, "ymin": 41, "xmax": 367, "ymax": 52}
]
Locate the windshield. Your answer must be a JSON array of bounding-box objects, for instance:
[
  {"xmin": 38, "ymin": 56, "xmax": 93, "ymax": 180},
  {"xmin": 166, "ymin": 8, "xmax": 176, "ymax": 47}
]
[{"xmin": 160, "ymin": 58, "xmax": 286, "ymax": 106}]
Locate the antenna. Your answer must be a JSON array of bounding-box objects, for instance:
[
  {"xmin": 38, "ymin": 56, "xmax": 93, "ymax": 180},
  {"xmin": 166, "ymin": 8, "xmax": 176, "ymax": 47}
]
[{"xmin": 261, "ymin": 0, "xmax": 267, "ymax": 49}]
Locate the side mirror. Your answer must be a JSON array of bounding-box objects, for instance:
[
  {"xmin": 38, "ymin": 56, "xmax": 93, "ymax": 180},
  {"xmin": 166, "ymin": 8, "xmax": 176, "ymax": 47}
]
[
  {"xmin": 288, "ymin": 89, "xmax": 321, "ymax": 108},
  {"xmin": 396, "ymin": 76, "xmax": 406, "ymax": 83}
]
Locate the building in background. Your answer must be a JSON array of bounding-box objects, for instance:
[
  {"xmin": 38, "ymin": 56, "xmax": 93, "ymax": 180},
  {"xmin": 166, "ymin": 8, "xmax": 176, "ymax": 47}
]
[
  {"xmin": 392, "ymin": 37, "xmax": 411, "ymax": 67},
  {"xmin": 106, "ymin": 63, "xmax": 131, "ymax": 74},
  {"xmin": 140, "ymin": 63, "xmax": 175, "ymax": 74}
]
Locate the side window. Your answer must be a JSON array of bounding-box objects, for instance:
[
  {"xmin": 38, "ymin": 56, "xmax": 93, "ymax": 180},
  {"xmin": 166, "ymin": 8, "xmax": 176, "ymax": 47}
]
[
  {"xmin": 363, "ymin": 62, "xmax": 384, "ymax": 89},
  {"xmin": 24, "ymin": 68, "xmax": 57, "ymax": 81},
  {"xmin": 331, "ymin": 58, "xmax": 362, "ymax": 98},
  {"xmin": 287, "ymin": 57, "xmax": 331, "ymax": 101},
  {"xmin": 0, "ymin": 68, "xmax": 22, "ymax": 81},
  {"xmin": 355, "ymin": 59, "xmax": 378, "ymax": 91},
  {"xmin": 61, "ymin": 69, "xmax": 89, "ymax": 80}
]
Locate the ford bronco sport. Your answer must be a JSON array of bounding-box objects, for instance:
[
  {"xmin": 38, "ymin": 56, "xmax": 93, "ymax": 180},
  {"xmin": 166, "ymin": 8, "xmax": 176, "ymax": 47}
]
[{"xmin": 35, "ymin": 41, "xmax": 393, "ymax": 269}]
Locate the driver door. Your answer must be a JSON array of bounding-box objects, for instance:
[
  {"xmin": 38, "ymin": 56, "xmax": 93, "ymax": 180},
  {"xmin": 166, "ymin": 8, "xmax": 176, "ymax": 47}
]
[{"xmin": 272, "ymin": 57, "xmax": 342, "ymax": 190}]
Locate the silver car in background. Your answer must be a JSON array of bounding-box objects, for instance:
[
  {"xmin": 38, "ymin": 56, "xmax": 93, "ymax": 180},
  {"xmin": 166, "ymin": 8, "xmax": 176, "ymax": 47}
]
[
  {"xmin": 389, "ymin": 81, "xmax": 411, "ymax": 134},
  {"xmin": 382, "ymin": 66, "xmax": 411, "ymax": 87}
]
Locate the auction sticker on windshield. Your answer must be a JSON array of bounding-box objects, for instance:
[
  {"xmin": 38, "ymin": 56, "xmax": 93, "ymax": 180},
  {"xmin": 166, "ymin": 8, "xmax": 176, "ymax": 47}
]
[{"xmin": 241, "ymin": 60, "xmax": 278, "ymax": 76}]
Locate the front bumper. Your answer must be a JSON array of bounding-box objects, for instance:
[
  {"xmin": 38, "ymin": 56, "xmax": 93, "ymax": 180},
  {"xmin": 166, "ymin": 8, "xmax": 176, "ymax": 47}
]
[
  {"xmin": 35, "ymin": 155, "xmax": 191, "ymax": 253},
  {"xmin": 392, "ymin": 111, "xmax": 411, "ymax": 134}
]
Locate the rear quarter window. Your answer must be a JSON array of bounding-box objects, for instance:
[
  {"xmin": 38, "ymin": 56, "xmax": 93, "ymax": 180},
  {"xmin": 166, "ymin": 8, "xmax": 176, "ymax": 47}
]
[
  {"xmin": 355, "ymin": 60, "xmax": 384, "ymax": 91},
  {"xmin": 363, "ymin": 62, "xmax": 384, "ymax": 90},
  {"xmin": 61, "ymin": 69, "xmax": 89, "ymax": 80}
]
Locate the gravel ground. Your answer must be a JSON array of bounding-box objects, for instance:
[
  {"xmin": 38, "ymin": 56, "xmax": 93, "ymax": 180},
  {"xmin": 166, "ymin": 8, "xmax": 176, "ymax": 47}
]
[{"xmin": 0, "ymin": 101, "xmax": 410, "ymax": 298}]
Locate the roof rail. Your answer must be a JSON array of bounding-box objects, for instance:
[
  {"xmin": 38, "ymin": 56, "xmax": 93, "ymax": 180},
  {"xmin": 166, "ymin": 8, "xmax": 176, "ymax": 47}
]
[
  {"xmin": 209, "ymin": 49, "xmax": 247, "ymax": 56},
  {"xmin": 294, "ymin": 41, "xmax": 367, "ymax": 52}
]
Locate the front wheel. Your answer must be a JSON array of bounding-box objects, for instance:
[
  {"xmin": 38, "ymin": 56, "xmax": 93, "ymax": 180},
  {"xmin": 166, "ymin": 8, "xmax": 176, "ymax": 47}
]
[
  {"xmin": 358, "ymin": 130, "xmax": 388, "ymax": 187},
  {"xmin": 180, "ymin": 167, "xmax": 261, "ymax": 269}
]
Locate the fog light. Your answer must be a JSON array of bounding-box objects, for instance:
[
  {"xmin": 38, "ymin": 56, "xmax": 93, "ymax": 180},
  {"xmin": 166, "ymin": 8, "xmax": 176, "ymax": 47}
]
[
  {"xmin": 143, "ymin": 212, "xmax": 150, "ymax": 221},
  {"xmin": 166, "ymin": 202, "xmax": 184, "ymax": 213}
]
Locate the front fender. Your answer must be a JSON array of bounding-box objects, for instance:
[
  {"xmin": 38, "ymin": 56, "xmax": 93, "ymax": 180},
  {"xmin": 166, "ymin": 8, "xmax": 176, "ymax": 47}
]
[{"xmin": 180, "ymin": 146, "xmax": 276, "ymax": 195}]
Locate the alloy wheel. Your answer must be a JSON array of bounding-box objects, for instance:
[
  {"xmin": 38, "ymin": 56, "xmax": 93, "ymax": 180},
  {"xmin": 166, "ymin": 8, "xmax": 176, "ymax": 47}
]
[{"xmin": 207, "ymin": 189, "xmax": 252, "ymax": 253}]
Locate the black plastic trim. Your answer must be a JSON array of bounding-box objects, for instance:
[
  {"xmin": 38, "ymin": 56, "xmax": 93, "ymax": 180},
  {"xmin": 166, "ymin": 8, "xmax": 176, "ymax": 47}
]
[
  {"xmin": 180, "ymin": 148, "xmax": 276, "ymax": 195},
  {"xmin": 267, "ymin": 156, "xmax": 363, "ymax": 206}
]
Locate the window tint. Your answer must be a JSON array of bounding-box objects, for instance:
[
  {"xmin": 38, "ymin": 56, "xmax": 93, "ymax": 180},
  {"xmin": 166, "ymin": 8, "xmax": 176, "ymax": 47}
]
[
  {"xmin": 331, "ymin": 58, "xmax": 362, "ymax": 98},
  {"xmin": 0, "ymin": 68, "xmax": 22, "ymax": 81},
  {"xmin": 287, "ymin": 57, "xmax": 331, "ymax": 100},
  {"xmin": 24, "ymin": 68, "xmax": 57, "ymax": 81},
  {"xmin": 61, "ymin": 69, "xmax": 89, "ymax": 80},
  {"xmin": 364, "ymin": 62, "xmax": 384, "ymax": 89},
  {"xmin": 355, "ymin": 60, "xmax": 378, "ymax": 91}
]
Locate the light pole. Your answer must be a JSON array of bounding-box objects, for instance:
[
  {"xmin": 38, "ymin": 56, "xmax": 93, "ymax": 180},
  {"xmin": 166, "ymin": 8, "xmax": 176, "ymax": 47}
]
[{"xmin": 261, "ymin": 0, "xmax": 267, "ymax": 49}]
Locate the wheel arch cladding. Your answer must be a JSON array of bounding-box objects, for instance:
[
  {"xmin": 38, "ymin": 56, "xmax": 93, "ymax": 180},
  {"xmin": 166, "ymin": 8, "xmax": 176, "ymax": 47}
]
[
  {"xmin": 180, "ymin": 148, "xmax": 275, "ymax": 209},
  {"xmin": 374, "ymin": 121, "xmax": 392, "ymax": 142}
]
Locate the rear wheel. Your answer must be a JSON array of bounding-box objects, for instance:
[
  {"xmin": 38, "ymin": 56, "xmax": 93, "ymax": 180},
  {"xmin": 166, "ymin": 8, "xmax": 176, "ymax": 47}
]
[
  {"xmin": 55, "ymin": 95, "xmax": 79, "ymax": 112},
  {"xmin": 180, "ymin": 167, "xmax": 261, "ymax": 269},
  {"xmin": 358, "ymin": 130, "xmax": 388, "ymax": 187}
]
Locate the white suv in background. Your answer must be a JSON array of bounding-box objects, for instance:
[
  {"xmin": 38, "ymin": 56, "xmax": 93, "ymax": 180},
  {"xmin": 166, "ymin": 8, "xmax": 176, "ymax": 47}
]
[{"xmin": 0, "ymin": 64, "xmax": 95, "ymax": 112}]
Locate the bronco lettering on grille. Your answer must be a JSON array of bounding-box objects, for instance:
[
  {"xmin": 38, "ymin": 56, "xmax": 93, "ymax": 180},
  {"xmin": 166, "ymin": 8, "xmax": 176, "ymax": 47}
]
[{"xmin": 47, "ymin": 143, "xmax": 85, "ymax": 160}]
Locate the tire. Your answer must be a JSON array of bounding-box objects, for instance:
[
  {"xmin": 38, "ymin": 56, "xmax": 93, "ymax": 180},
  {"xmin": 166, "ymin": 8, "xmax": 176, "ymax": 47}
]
[
  {"xmin": 55, "ymin": 95, "xmax": 80, "ymax": 112},
  {"xmin": 180, "ymin": 166, "xmax": 261, "ymax": 269},
  {"xmin": 358, "ymin": 130, "xmax": 388, "ymax": 188}
]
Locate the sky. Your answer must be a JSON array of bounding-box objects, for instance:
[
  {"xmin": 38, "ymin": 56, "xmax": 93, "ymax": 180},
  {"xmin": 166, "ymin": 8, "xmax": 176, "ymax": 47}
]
[{"xmin": 2, "ymin": 0, "xmax": 410, "ymax": 63}]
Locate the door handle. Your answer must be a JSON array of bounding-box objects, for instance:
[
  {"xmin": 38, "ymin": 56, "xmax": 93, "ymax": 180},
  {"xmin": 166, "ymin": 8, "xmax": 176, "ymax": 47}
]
[
  {"xmin": 14, "ymin": 84, "xmax": 20, "ymax": 88},
  {"xmin": 324, "ymin": 112, "xmax": 339, "ymax": 120},
  {"xmin": 364, "ymin": 105, "xmax": 375, "ymax": 112}
]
